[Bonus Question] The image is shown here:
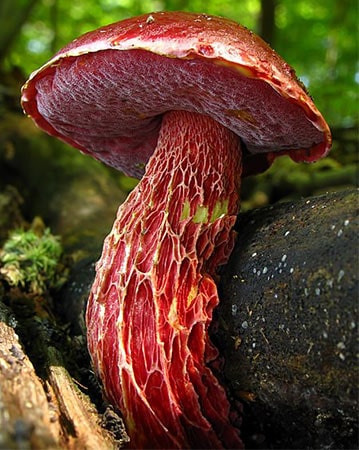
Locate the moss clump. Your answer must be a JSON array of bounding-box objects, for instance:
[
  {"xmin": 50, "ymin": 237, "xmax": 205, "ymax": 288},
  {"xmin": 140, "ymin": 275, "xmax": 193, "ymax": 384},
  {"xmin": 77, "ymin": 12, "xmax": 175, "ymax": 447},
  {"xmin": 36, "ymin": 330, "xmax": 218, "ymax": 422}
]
[{"xmin": 0, "ymin": 224, "xmax": 64, "ymax": 294}]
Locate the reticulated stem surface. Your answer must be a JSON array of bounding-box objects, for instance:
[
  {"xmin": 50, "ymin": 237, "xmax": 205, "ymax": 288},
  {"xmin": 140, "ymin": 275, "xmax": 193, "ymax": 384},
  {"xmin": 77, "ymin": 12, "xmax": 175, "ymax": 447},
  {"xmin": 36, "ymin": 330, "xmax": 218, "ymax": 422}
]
[{"xmin": 86, "ymin": 110, "xmax": 243, "ymax": 449}]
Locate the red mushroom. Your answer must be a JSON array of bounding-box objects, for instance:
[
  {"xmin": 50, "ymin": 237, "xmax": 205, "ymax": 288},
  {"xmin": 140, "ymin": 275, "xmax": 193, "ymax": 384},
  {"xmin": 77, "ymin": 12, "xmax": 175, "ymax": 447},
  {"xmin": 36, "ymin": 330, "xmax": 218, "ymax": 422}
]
[{"xmin": 21, "ymin": 11, "xmax": 331, "ymax": 449}]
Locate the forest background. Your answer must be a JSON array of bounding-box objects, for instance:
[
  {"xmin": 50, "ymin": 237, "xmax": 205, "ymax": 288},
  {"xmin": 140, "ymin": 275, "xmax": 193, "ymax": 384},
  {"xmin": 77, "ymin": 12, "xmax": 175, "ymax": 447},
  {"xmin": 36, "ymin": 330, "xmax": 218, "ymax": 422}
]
[{"xmin": 0, "ymin": 0, "xmax": 358, "ymax": 211}]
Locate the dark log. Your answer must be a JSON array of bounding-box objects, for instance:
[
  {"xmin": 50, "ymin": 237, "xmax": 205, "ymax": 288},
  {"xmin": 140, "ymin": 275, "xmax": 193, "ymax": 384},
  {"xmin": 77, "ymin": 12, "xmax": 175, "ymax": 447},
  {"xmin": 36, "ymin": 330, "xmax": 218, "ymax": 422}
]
[{"xmin": 216, "ymin": 188, "xmax": 358, "ymax": 449}]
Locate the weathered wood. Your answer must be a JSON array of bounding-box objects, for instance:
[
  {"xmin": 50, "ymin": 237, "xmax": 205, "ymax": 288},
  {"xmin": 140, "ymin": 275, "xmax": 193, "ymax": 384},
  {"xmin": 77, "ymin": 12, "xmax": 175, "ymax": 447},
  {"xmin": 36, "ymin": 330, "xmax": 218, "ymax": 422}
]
[
  {"xmin": 46, "ymin": 347, "xmax": 117, "ymax": 450},
  {"xmin": 216, "ymin": 188, "xmax": 358, "ymax": 449},
  {"xmin": 0, "ymin": 298, "xmax": 122, "ymax": 449},
  {"xmin": 0, "ymin": 302, "xmax": 60, "ymax": 449}
]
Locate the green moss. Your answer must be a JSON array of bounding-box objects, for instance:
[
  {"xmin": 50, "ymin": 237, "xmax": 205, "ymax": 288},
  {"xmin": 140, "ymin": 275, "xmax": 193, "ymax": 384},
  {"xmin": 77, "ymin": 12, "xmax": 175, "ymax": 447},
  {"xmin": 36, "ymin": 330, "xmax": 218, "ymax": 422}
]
[{"xmin": 0, "ymin": 224, "xmax": 64, "ymax": 294}]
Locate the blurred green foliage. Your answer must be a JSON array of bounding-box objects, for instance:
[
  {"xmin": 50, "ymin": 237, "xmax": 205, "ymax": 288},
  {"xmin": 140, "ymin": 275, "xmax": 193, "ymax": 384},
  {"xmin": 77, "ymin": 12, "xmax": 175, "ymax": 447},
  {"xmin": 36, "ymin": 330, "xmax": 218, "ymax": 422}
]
[{"xmin": 3, "ymin": 0, "xmax": 357, "ymax": 127}]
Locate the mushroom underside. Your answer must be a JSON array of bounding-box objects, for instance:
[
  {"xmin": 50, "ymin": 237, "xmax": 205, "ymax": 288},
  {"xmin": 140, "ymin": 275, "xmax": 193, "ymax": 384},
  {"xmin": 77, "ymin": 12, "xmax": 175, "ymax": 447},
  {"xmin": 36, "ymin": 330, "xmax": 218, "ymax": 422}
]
[{"xmin": 33, "ymin": 49, "xmax": 324, "ymax": 178}]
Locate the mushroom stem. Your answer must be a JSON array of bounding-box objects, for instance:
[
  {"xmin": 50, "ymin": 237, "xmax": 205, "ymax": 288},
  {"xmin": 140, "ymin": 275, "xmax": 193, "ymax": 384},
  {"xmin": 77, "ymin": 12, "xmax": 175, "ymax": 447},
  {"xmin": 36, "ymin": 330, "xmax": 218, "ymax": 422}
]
[{"xmin": 86, "ymin": 110, "xmax": 243, "ymax": 449}]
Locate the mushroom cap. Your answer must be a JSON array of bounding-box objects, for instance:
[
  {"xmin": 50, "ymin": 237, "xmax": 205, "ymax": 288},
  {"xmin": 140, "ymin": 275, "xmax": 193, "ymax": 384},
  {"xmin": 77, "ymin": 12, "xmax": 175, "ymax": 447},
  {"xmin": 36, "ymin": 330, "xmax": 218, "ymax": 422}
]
[{"xmin": 21, "ymin": 11, "xmax": 332, "ymax": 178}]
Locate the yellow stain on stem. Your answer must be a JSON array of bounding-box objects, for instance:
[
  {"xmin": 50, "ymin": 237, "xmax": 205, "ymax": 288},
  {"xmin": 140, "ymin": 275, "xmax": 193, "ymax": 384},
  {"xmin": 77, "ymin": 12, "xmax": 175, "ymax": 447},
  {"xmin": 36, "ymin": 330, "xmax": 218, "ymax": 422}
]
[{"xmin": 180, "ymin": 200, "xmax": 228, "ymax": 224}]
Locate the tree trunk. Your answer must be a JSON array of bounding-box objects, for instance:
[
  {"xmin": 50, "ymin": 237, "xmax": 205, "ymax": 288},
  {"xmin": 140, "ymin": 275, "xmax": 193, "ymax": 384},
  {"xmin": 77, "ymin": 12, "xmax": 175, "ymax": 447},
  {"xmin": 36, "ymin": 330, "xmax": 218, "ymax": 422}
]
[
  {"xmin": 0, "ymin": 0, "xmax": 39, "ymax": 64},
  {"xmin": 258, "ymin": 0, "xmax": 277, "ymax": 46}
]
